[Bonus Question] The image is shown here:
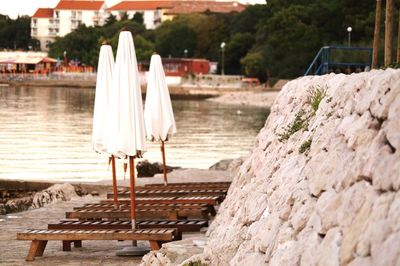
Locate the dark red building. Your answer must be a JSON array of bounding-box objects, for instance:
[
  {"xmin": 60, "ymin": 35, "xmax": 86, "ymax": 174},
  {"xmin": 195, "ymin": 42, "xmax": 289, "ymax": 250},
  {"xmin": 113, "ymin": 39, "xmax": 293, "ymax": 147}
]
[
  {"xmin": 139, "ymin": 58, "xmax": 211, "ymax": 76},
  {"xmin": 163, "ymin": 58, "xmax": 211, "ymax": 76}
]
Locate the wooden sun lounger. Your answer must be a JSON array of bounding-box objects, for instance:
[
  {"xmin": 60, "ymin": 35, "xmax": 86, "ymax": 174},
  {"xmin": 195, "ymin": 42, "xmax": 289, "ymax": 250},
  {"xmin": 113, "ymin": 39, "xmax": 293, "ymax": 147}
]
[
  {"xmin": 48, "ymin": 219, "xmax": 208, "ymax": 232},
  {"xmin": 107, "ymin": 188, "xmax": 227, "ymax": 199},
  {"xmin": 74, "ymin": 203, "xmax": 216, "ymax": 216},
  {"xmin": 17, "ymin": 228, "xmax": 179, "ymax": 261},
  {"xmin": 66, "ymin": 206, "xmax": 211, "ymax": 220},
  {"xmin": 100, "ymin": 195, "xmax": 224, "ymax": 206}
]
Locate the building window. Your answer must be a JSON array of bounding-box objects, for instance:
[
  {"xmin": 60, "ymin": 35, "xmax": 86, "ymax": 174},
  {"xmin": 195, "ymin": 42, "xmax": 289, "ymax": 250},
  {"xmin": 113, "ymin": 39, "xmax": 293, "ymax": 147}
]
[{"xmin": 55, "ymin": 11, "xmax": 59, "ymax": 18}]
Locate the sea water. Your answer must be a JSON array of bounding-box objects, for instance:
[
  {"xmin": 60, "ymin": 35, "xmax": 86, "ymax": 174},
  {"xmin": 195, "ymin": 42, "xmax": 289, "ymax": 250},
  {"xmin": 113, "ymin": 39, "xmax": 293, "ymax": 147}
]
[{"xmin": 0, "ymin": 86, "xmax": 269, "ymax": 182}]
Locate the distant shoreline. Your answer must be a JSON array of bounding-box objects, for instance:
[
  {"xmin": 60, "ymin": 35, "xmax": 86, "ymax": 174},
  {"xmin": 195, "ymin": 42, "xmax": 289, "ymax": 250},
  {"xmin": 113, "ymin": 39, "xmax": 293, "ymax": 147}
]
[{"xmin": 0, "ymin": 77, "xmax": 280, "ymax": 101}]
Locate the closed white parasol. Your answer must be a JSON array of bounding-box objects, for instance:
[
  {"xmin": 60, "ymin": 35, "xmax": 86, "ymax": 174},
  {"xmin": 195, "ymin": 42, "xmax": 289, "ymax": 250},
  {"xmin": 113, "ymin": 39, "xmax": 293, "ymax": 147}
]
[
  {"xmin": 92, "ymin": 44, "xmax": 114, "ymax": 153},
  {"xmin": 144, "ymin": 54, "xmax": 177, "ymax": 185},
  {"xmin": 106, "ymin": 31, "xmax": 146, "ymax": 230},
  {"xmin": 92, "ymin": 43, "xmax": 120, "ymax": 209}
]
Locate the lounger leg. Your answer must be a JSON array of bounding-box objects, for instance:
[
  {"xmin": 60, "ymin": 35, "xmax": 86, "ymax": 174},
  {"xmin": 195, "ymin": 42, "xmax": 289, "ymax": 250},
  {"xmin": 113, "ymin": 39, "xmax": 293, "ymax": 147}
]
[
  {"xmin": 62, "ymin": 240, "xmax": 72, "ymax": 251},
  {"xmin": 149, "ymin": 241, "xmax": 163, "ymax": 250},
  {"xmin": 36, "ymin": 240, "xmax": 48, "ymax": 257},
  {"xmin": 26, "ymin": 240, "xmax": 42, "ymax": 261},
  {"xmin": 74, "ymin": 240, "xmax": 82, "ymax": 248},
  {"xmin": 209, "ymin": 206, "xmax": 217, "ymax": 216}
]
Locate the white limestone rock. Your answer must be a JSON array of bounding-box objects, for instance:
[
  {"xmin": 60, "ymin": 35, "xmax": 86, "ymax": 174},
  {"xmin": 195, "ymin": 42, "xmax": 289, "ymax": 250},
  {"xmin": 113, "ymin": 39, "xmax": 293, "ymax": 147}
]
[
  {"xmin": 193, "ymin": 69, "xmax": 400, "ymax": 265},
  {"xmin": 32, "ymin": 183, "xmax": 77, "ymax": 208}
]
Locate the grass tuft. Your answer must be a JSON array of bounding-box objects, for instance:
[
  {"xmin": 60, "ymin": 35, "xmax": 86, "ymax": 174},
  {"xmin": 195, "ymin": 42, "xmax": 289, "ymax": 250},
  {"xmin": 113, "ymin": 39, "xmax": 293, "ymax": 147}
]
[
  {"xmin": 299, "ymin": 138, "xmax": 312, "ymax": 154},
  {"xmin": 278, "ymin": 110, "xmax": 309, "ymax": 142},
  {"xmin": 183, "ymin": 261, "xmax": 204, "ymax": 266},
  {"xmin": 308, "ymin": 86, "xmax": 327, "ymax": 114}
]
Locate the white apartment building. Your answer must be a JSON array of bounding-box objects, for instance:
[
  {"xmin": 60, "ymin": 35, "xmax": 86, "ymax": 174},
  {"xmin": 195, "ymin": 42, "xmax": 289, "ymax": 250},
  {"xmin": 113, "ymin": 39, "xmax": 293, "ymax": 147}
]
[{"xmin": 31, "ymin": 1, "xmax": 107, "ymax": 51}]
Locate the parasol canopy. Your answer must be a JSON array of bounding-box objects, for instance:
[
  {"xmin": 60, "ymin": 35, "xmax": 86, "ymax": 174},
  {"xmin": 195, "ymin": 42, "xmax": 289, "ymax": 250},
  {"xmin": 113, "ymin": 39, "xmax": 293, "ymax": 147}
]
[
  {"xmin": 92, "ymin": 44, "xmax": 114, "ymax": 153},
  {"xmin": 106, "ymin": 31, "xmax": 146, "ymax": 158},
  {"xmin": 144, "ymin": 54, "xmax": 177, "ymax": 141}
]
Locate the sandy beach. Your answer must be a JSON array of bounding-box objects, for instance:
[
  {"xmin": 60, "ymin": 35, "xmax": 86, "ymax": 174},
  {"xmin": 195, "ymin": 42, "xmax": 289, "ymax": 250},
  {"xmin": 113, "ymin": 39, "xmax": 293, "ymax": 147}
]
[{"xmin": 207, "ymin": 90, "xmax": 280, "ymax": 108}]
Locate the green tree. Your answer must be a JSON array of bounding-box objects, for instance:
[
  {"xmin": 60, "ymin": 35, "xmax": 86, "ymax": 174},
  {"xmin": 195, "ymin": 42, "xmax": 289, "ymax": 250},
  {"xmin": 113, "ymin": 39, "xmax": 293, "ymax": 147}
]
[
  {"xmin": 104, "ymin": 14, "xmax": 117, "ymax": 26},
  {"xmin": 155, "ymin": 19, "xmax": 197, "ymax": 57},
  {"xmin": 0, "ymin": 15, "xmax": 35, "ymax": 50},
  {"xmin": 224, "ymin": 32, "xmax": 254, "ymax": 74},
  {"xmin": 132, "ymin": 12, "xmax": 144, "ymax": 25},
  {"xmin": 134, "ymin": 35, "xmax": 154, "ymax": 61},
  {"xmin": 49, "ymin": 24, "xmax": 102, "ymax": 67},
  {"xmin": 241, "ymin": 51, "xmax": 267, "ymax": 82}
]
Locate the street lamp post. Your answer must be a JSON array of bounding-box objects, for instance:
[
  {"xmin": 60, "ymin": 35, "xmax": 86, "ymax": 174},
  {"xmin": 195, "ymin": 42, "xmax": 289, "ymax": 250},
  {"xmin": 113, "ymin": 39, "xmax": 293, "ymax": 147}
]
[
  {"xmin": 347, "ymin": 26, "xmax": 352, "ymax": 47},
  {"xmin": 184, "ymin": 49, "xmax": 188, "ymax": 58},
  {"xmin": 220, "ymin": 42, "xmax": 226, "ymax": 75}
]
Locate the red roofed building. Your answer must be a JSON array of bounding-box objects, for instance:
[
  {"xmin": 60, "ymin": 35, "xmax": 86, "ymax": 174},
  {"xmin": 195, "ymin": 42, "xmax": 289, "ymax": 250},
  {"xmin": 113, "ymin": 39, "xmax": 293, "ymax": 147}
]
[
  {"xmin": 31, "ymin": 0, "xmax": 107, "ymax": 51},
  {"xmin": 107, "ymin": 0, "xmax": 246, "ymax": 29},
  {"xmin": 54, "ymin": 1, "xmax": 107, "ymax": 36}
]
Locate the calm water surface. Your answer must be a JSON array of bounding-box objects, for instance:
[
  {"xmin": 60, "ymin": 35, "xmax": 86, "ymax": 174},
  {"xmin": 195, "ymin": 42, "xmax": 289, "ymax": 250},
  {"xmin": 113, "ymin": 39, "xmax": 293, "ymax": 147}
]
[{"xmin": 0, "ymin": 86, "xmax": 269, "ymax": 182}]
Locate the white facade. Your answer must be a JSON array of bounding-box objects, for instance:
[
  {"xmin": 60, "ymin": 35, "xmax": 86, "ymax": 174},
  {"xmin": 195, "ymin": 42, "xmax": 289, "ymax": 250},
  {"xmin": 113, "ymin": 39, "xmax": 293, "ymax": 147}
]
[
  {"xmin": 31, "ymin": 17, "xmax": 54, "ymax": 51},
  {"xmin": 57, "ymin": 8, "xmax": 107, "ymax": 36}
]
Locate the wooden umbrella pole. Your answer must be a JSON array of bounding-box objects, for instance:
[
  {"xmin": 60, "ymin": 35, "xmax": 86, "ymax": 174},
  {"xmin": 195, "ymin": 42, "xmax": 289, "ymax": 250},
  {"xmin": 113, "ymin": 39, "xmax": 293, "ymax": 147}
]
[
  {"xmin": 111, "ymin": 156, "xmax": 118, "ymax": 209},
  {"xmin": 129, "ymin": 156, "xmax": 136, "ymax": 230},
  {"xmin": 161, "ymin": 140, "xmax": 168, "ymax": 186}
]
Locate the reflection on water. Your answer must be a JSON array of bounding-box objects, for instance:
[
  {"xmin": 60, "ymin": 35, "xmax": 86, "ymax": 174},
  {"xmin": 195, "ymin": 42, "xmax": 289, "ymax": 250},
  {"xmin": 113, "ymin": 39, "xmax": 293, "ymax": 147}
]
[{"xmin": 0, "ymin": 86, "xmax": 269, "ymax": 182}]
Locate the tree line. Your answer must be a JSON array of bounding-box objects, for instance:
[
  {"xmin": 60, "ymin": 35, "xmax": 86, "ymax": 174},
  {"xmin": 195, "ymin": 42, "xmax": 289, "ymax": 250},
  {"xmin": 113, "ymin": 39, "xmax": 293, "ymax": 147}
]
[{"xmin": 1, "ymin": 1, "xmax": 398, "ymax": 81}]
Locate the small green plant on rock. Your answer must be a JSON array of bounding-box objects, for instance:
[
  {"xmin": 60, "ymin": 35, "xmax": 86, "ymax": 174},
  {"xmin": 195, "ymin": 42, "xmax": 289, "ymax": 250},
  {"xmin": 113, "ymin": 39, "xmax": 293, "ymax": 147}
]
[
  {"xmin": 183, "ymin": 261, "xmax": 204, "ymax": 266},
  {"xmin": 299, "ymin": 138, "xmax": 312, "ymax": 154},
  {"xmin": 278, "ymin": 110, "xmax": 309, "ymax": 142},
  {"xmin": 308, "ymin": 86, "xmax": 327, "ymax": 114}
]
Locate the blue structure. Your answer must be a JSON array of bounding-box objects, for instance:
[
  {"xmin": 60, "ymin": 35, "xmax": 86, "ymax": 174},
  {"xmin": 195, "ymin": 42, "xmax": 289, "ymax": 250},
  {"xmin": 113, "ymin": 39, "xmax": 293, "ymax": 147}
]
[{"xmin": 304, "ymin": 46, "xmax": 373, "ymax": 76}]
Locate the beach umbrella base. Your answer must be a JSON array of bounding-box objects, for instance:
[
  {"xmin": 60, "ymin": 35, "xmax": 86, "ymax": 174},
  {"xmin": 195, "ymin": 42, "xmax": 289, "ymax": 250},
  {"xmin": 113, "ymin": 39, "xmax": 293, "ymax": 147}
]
[{"xmin": 116, "ymin": 245, "xmax": 150, "ymax": 256}]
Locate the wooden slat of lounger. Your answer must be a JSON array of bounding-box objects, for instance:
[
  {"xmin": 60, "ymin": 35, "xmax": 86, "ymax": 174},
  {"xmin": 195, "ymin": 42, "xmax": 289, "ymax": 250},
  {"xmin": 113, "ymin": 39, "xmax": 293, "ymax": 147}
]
[
  {"xmin": 73, "ymin": 203, "xmax": 209, "ymax": 211},
  {"xmin": 49, "ymin": 219, "xmax": 208, "ymax": 231},
  {"xmin": 145, "ymin": 181, "xmax": 231, "ymax": 185},
  {"xmin": 100, "ymin": 195, "xmax": 224, "ymax": 205},
  {"xmin": 138, "ymin": 184, "xmax": 230, "ymax": 190},
  {"xmin": 66, "ymin": 206, "xmax": 209, "ymax": 220},
  {"xmin": 107, "ymin": 189, "xmax": 227, "ymax": 199},
  {"xmin": 17, "ymin": 229, "xmax": 176, "ymax": 241},
  {"xmin": 66, "ymin": 209, "xmax": 177, "ymax": 220}
]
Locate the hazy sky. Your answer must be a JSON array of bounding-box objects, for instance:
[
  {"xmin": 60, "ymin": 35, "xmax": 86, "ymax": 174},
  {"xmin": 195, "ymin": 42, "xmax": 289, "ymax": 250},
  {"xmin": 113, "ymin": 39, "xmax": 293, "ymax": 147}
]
[{"xmin": 0, "ymin": 0, "xmax": 266, "ymax": 19}]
